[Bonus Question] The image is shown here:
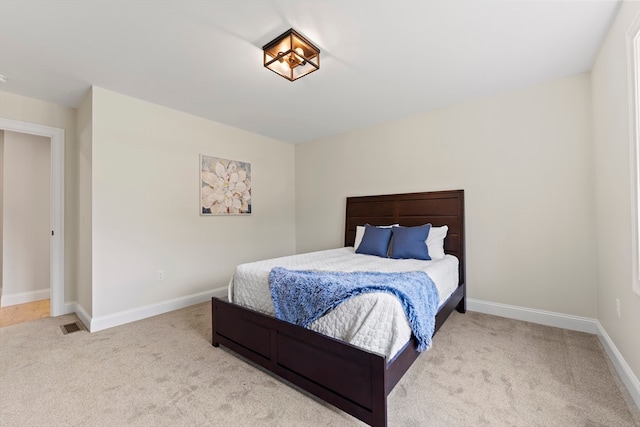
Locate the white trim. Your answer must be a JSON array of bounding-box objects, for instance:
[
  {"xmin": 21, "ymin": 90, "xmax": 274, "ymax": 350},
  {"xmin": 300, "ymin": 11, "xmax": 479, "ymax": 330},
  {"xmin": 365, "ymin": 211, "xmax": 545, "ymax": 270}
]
[
  {"xmin": 467, "ymin": 298, "xmax": 598, "ymax": 333},
  {"xmin": 0, "ymin": 118, "xmax": 65, "ymax": 315},
  {"xmin": 59, "ymin": 301, "xmax": 91, "ymax": 331},
  {"xmin": 627, "ymin": 12, "xmax": 640, "ymax": 297},
  {"xmin": 70, "ymin": 302, "xmax": 92, "ymax": 330},
  {"xmin": 0, "ymin": 288, "xmax": 50, "ymax": 307},
  {"xmin": 596, "ymin": 321, "xmax": 640, "ymax": 409},
  {"xmin": 89, "ymin": 286, "xmax": 228, "ymax": 332},
  {"xmin": 468, "ymin": 298, "xmax": 640, "ymax": 409},
  {"xmin": 64, "ymin": 301, "xmax": 79, "ymax": 315}
]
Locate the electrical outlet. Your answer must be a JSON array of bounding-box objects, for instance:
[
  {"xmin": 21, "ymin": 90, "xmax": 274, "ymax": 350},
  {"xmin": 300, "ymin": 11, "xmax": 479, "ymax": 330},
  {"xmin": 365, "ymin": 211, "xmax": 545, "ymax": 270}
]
[
  {"xmin": 157, "ymin": 270, "xmax": 165, "ymax": 281},
  {"xmin": 616, "ymin": 298, "xmax": 621, "ymax": 318}
]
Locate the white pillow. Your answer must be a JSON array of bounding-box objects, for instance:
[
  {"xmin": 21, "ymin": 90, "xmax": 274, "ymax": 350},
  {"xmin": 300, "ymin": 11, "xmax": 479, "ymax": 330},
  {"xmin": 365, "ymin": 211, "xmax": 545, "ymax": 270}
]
[
  {"xmin": 426, "ymin": 225, "xmax": 448, "ymax": 260},
  {"xmin": 354, "ymin": 224, "xmax": 398, "ymax": 250}
]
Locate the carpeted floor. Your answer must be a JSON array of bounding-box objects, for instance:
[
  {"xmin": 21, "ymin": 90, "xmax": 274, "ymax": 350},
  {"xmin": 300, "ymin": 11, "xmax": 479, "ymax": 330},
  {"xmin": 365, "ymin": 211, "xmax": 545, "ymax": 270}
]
[{"xmin": 0, "ymin": 302, "xmax": 638, "ymax": 426}]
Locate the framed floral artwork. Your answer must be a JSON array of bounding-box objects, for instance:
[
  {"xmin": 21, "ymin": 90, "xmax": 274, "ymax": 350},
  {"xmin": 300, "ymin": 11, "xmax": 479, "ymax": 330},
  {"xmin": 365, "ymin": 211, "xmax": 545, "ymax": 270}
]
[{"xmin": 200, "ymin": 154, "xmax": 252, "ymax": 215}]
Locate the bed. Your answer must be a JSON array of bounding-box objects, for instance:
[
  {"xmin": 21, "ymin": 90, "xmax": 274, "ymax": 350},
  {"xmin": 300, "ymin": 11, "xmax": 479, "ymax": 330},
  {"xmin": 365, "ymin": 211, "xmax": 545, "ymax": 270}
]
[{"xmin": 212, "ymin": 190, "xmax": 466, "ymax": 427}]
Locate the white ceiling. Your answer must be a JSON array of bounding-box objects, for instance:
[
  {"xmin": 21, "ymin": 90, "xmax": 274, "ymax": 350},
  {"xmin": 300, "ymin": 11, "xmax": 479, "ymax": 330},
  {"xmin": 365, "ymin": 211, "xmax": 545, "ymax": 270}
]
[{"xmin": 0, "ymin": 0, "xmax": 621, "ymax": 144}]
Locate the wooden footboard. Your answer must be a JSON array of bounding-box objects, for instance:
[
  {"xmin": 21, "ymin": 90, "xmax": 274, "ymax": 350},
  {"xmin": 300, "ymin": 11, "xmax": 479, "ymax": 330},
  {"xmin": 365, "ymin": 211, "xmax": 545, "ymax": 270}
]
[
  {"xmin": 211, "ymin": 283, "xmax": 466, "ymax": 427},
  {"xmin": 212, "ymin": 297, "xmax": 389, "ymax": 426},
  {"xmin": 212, "ymin": 189, "xmax": 466, "ymax": 427}
]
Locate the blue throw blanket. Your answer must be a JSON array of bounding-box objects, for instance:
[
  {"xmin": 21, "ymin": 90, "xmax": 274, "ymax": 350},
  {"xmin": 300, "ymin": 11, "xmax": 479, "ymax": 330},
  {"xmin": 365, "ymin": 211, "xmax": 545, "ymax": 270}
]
[{"xmin": 268, "ymin": 268, "xmax": 440, "ymax": 351}]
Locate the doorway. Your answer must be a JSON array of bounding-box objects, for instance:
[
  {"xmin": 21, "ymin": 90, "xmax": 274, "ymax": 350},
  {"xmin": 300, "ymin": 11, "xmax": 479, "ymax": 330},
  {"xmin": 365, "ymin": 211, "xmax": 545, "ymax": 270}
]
[{"xmin": 0, "ymin": 118, "xmax": 65, "ymax": 317}]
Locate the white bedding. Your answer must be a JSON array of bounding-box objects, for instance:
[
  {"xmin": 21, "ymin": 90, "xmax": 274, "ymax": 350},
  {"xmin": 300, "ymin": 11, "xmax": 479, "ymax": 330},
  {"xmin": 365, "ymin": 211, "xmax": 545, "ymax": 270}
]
[{"xmin": 229, "ymin": 247, "xmax": 459, "ymax": 359}]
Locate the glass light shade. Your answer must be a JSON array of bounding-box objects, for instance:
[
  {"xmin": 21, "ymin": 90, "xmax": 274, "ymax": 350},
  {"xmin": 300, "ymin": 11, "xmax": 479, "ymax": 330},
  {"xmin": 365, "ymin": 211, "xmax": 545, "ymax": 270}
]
[{"xmin": 263, "ymin": 28, "xmax": 320, "ymax": 81}]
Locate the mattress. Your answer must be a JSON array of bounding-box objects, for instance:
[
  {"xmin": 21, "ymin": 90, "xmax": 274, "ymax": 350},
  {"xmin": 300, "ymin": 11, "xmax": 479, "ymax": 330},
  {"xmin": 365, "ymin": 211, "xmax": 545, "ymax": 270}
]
[{"xmin": 229, "ymin": 247, "xmax": 459, "ymax": 359}]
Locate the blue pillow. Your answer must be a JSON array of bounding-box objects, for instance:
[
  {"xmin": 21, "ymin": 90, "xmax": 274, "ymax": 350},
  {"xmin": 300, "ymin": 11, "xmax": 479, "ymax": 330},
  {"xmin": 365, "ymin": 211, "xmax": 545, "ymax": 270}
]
[
  {"xmin": 355, "ymin": 224, "xmax": 393, "ymax": 257},
  {"xmin": 390, "ymin": 224, "xmax": 432, "ymax": 260}
]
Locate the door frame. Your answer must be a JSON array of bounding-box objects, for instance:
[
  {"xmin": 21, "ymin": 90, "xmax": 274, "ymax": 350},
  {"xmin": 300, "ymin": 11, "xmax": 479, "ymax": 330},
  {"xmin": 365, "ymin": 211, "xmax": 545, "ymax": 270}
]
[{"xmin": 0, "ymin": 118, "xmax": 65, "ymax": 316}]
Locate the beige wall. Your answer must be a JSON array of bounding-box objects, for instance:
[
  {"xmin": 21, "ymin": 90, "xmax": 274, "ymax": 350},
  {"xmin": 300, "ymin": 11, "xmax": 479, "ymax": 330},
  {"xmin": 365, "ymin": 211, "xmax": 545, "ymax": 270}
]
[
  {"xmin": 0, "ymin": 88, "xmax": 297, "ymax": 321},
  {"xmin": 591, "ymin": 1, "xmax": 640, "ymax": 386},
  {"xmin": 296, "ymin": 74, "xmax": 596, "ymax": 318},
  {"xmin": 76, "ymin": 88, "xmax": 93, "ymax": 315},
  {"xmin": 0, "ymin": 91, "xmax": 77, "ymax": 304},
  {"xmin": 90, "ymin": 87, "xmax": 296, "ymax": 317},
  {"xmin": 1, "ymin": 131, "xmax": 50, "ymax": 303}
]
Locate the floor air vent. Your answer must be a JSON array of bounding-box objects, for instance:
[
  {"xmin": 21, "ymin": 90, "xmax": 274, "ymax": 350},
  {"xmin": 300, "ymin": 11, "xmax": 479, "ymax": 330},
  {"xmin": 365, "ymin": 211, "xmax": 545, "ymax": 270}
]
[{"xmin": 61, "ymin": 322, "xmax": 83, "ymax": 335}]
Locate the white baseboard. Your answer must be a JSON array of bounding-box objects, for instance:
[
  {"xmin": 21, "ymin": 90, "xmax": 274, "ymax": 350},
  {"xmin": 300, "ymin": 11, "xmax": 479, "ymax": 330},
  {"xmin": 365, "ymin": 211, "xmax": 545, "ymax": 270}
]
[
  {"xmin": 71, "ymin": 302, "xmax": 92, "ymax": 331},
  {"xmin": 467, "ymin": 298, "xmax": 639, "ymax": 409},
  {"xmin": 63, "ymin": 301, "xmax": 78, "ymax": 315},
  {"xmin": 467, "ymin": 298, "xmax": 598, "ymax": 333},
  {"xmin": 89, "ymin": 286, "xmax": 228, "ymax": 332},
  {"xmin": 596, "ymin": 321, "xmax": 640, "ymax": 409},
  {"xmin": 0, "ymin": 288, "xmax": 50, "ymax": 307},
  {"xmin": 54, "ymin": 301, "xmax": 91, "ymax": 332}
]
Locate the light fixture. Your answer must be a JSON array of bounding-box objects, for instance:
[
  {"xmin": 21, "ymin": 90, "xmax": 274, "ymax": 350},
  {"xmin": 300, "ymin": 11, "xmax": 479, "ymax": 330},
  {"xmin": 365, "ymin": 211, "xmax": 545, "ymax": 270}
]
[{"xmin": 263, "ymin": 28, "xmax": 320, "ymax": 82}]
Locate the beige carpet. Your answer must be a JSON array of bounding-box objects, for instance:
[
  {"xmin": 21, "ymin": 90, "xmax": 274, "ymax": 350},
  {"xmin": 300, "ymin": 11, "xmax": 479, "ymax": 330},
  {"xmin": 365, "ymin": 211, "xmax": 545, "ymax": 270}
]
[{"xmin": 0, "ymin": 303, "xmax": 638, "ymax": 427}]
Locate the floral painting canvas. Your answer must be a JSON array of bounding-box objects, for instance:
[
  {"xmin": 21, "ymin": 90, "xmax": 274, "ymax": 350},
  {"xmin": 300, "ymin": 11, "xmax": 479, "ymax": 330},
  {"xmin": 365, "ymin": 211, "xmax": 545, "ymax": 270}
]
[{"xmin": 200, "ymin": 155, "xmax": 252, "ymax": 215}]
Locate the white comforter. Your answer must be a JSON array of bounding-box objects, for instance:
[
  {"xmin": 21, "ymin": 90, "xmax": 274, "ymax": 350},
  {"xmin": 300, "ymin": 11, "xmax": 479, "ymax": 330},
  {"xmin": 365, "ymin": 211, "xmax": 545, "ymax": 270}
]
[{"xmin": 229, "ymin": 247, "xmax": 459, "ymax": 360}]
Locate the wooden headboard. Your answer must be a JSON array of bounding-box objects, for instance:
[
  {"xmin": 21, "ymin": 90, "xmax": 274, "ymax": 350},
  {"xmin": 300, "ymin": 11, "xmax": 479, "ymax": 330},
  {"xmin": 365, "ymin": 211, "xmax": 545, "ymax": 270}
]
[{"xmin": 345, "ymin": 190, "xmax": 465, "ymax": 285}]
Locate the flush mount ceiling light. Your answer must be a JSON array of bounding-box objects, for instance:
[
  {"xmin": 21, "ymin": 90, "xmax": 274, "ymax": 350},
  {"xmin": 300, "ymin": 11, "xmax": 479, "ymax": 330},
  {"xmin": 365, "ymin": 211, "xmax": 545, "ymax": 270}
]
[{"xmin": 263, "ymin": 28, "xmax": 320, "ymax": 82}]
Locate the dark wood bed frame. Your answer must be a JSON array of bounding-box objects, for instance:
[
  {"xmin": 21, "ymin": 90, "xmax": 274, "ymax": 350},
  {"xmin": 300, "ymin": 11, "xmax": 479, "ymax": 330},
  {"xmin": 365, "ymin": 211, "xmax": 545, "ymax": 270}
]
[{"xmin": 212, "ymin": 190, "xmax": 466, "ymax": 427}]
